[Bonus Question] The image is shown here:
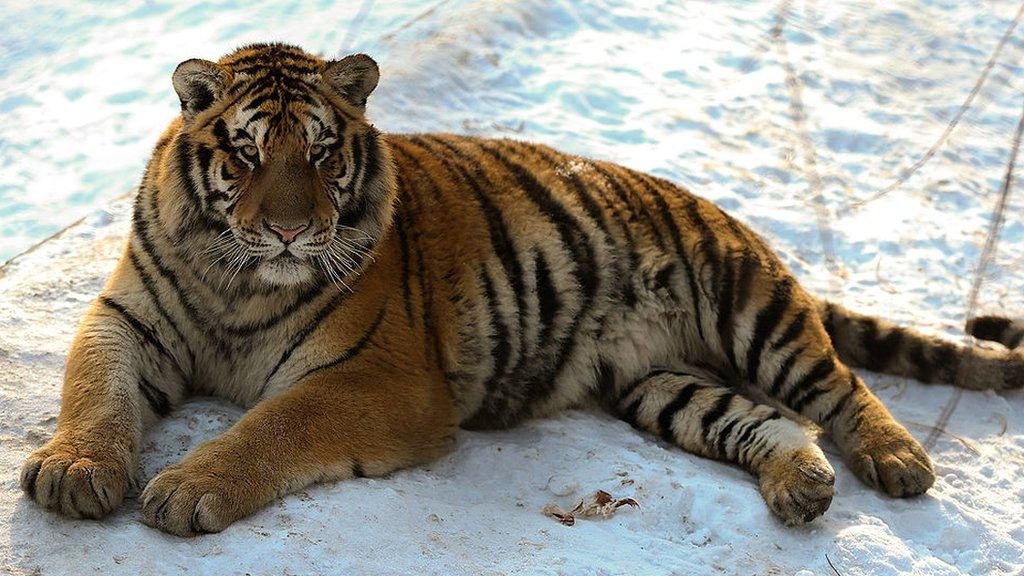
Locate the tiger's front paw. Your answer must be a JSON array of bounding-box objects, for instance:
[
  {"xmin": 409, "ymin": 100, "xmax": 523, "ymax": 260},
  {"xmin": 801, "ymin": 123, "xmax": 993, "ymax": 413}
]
[
  {"xmin": 758, "ymin": 445, "xmax": 835, "ymax": 526},
  {"xmin": 141, "ymin": 464, "xmax": 248, "ymax": 536},
  {"xmin": 20, "ymin": 437, "xmax": 131, "ymax": 519}
]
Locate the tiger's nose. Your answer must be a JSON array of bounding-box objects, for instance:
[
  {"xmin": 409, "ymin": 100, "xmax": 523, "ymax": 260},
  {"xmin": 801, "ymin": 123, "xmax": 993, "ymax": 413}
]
[{"xmin": 265, "ymin": 221, "xmax": 309, "ymax": 244}]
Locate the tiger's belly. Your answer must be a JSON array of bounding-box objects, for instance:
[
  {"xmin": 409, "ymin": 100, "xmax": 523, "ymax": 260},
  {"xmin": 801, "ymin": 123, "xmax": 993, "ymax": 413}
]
[{"xmin": 454, "ymin": 248, "xmax": 710, "ymax": 429}]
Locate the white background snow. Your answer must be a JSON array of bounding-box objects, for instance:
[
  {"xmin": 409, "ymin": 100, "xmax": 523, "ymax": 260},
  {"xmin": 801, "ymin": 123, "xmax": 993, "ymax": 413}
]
[{"xmin": 2, "ymin": 0, "xmax": 1024, "ymax": 574}]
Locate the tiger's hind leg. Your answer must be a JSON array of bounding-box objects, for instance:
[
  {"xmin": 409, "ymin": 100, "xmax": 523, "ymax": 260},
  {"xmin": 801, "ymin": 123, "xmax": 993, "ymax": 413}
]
[
  {"xmin": 746, "ymin": 296, "xmax": 935, "ymax": 498},
  {"xmin": 609, "ymin": 367, "xmax": 835, "ymax": 525}
]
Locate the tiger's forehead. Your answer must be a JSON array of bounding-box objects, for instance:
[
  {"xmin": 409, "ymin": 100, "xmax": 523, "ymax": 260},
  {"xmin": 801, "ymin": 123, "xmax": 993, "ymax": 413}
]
[
  {"xmin": 219, "ymin": 43, "xmax": 324, "ymax": 77},
  {"xmin": 213, "ymin": 47, "xmax": 343, "ymax": 144}
]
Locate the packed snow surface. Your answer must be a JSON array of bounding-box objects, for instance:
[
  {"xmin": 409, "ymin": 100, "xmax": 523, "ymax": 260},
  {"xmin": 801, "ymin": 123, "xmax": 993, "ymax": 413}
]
[{"xmin": 2, "ymin": 1, "xmax": 1024, "ymax": 574}]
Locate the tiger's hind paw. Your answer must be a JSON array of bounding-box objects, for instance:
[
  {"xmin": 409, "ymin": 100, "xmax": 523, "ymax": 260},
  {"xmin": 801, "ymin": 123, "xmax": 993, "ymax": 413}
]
[{"xmin": 848, "ymin": 424, "xmax": 934, "ymax": 497}]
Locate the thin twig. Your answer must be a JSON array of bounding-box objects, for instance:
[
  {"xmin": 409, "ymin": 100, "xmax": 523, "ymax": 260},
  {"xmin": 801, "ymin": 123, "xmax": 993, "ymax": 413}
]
[
  {"xmin": 771, "ymin": 0, "xmax": 841, "ymax": 283},
  {"xmin": 825, "ymin": 553, "xmax": 844, "ymax": 576},
  {"xmin": 925, "ymin": 90, "xmax": 1024, "ymax": 449}
]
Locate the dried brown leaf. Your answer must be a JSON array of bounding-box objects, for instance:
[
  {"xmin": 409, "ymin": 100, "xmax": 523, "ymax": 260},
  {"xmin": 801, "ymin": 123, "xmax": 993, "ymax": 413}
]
[
  {"xmin": 544, "ymin": 490, "xmax": 640, "ymax": 524},
  {"xmin": 542, "ymin": 503, "xmax": 575, "ymax": 526}
]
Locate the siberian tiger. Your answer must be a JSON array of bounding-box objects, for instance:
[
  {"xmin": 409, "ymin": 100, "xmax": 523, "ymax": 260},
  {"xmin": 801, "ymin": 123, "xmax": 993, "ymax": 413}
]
[{"xmin": 19, "ymin": 43, "xmax": 1024, "ymax": 536}]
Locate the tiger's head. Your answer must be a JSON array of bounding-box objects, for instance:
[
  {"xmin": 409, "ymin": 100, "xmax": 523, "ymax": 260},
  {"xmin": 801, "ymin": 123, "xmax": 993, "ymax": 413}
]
[{"xmin": 166, "ymin": 43, "xmax": 395, "ymax": 288}]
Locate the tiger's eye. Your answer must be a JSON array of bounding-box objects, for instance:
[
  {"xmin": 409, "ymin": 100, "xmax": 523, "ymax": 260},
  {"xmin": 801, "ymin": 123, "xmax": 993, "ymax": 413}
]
[
  {"xmin": 241, "ymin": 144, "xmax": 258, "ymax": 159},
  {"xmin": 310, "ymin": 144, "xmax": 326, "ymax": 159}
]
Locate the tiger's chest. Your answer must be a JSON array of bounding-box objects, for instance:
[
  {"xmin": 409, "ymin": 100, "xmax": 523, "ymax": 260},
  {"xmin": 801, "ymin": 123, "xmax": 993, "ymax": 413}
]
[{"xmin": 187, "ymin": 330, "xmax": 295, "ymax": 407}]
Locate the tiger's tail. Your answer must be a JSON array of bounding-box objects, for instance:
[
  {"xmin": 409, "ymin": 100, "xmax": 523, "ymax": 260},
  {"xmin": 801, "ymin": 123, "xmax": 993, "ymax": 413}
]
[
  {"xmin": 966, "ymin": 315, "xmax": 1024, "ymax": 350},
  {"xmin": 816, "ymin": 300, "xmax": 1024, "ymax": 391}
]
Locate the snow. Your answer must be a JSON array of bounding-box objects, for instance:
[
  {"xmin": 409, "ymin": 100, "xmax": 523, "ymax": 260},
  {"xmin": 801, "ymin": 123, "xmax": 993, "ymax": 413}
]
[{"xmin": 2, "ymin": 0, "xmax": 1024, "ymax": 574}]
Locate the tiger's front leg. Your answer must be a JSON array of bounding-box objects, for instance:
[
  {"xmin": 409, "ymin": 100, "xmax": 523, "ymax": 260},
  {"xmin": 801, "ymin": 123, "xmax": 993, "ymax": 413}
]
[
  {"xmin": 20, "ymin": 292, "xmax": 185, "ymax": 519},
  {"xmin": 140, "ymin": 364, "xmax": 457, "ymax": 536}
]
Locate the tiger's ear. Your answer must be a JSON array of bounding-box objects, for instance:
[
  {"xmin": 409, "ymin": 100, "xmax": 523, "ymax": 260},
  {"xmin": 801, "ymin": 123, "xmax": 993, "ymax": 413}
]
[
  {"xmin": 172, "ymin": 59, "xmax": 229, "ymax": 120},
  {"xmin": 322, "ymin": 54, "xmax": 379, "ymax": 111}
]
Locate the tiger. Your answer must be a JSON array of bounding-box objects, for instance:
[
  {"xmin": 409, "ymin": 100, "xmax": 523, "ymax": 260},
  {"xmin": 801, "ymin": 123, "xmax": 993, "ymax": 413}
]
[{"xmin": 18, "ymin": 42, "xmax": 1024, "ymax": 536}]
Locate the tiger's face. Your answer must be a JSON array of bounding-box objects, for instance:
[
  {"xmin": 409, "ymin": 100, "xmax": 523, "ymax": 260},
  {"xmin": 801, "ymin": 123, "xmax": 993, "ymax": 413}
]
[{"xmin": 170, "ymin": 44, "xmax": 394, "ymax": 288}]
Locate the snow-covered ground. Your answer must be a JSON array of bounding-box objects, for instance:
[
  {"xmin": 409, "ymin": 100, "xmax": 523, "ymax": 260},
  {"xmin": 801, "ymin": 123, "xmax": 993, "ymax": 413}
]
[{"xmin": 3, "ymin": 0, "xmax": 1024, "ymax": 574}]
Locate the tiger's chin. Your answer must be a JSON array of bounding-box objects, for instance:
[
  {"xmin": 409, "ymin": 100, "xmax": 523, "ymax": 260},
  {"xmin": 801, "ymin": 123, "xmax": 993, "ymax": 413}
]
[{"xmin": 255, "ymin": 255, "xmax": 315, "ymax": 287}]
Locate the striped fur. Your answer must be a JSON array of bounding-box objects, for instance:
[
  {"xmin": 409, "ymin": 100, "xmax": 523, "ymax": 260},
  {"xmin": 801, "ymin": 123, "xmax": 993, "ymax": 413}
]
[{"xmin": 20, "ymin": 43, "xmax": 1023, "ymax": 534}]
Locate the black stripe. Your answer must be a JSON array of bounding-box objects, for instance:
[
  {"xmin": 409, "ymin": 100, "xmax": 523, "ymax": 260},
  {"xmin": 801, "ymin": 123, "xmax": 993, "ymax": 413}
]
[
  {"xmin": 220, "ymin": 283, "xmax": 326, "ymax": 337},
  {"xmin": 263, "ymin": 290, "xmax": 352, "ymax": 390},
  {"xmin": 99, "ymin": 296, "xmax": 182, "ymax": 376},
  {"xmin": 520, "ymin": 143, "xmax": 613, "ymax": 239},
  {"xmin": 592, "ymin": 164, "xmax": 666, "ymax": 249},
  {"xmin": 783, "ymin": 356, "xmax": 837, "ymax": 407},
  {"xmin": 700, "ymin": 392, "xmax": 733, "ymax": 442},
  {"xmin": 176, "ymin": 135, "xmax": 203, "ymax": 206},
  {"xmin": 732, "ymin": 251, "xmax": 759, "ymax": 314},
  {"xmin": 820, "ymin": 376, "xmax": 858, "ymax": 423},
  {"xmin": 244, "ymin": 110, "xmax": 271, "ymax": 126},
  {"xmin": 768, "ymin": 349, "xmax": 801, "ymax": 397},
  {"xmin": 715, "ymin": 413, "xmax": 741, "ymax": 458},
  {"xmin": 212, "ymin": 118, "xmax": 236, "ymax": 154},
  {"xmin": 220, "ymin": 163, "xmax": 237, "ymax": 183},
  {"xmin": 820, "ymin": 302, "xmax": 837, "ymax": 337},
  {"xmin": 618, "ymin": 369, "xmax": 702, "ymax": 404},
  {"xmin": 621, "ymin": 396, "xmax": 644, "ymax": 428},
  {"xmin": 138, "ymin": 377, "xmax": 171, "ymax": 417},
  {"xmin": 732, "ymin": 414, "xmax": 767, "ymax": 461},
  {"xmin": 653, "ymin": 262, "xmax": 676, "ymax": 292},
  {"xmin": 657, "ymin": 383, "xmax": 701, "ymax": 442},
  {"xmin": 298, "ymin": 306, "xmax": 387, "ymax": 380},
  {"xmin": 745, "ymin": 278, "xmax": 794, "ymax": 380},
  {"xmin": 480, "ymin": 268, "xmax": 513, "ymax": 391},
  {"xmin": 685, "ymin": 200, "xmax": 721, "ymax": 287},
  {"xmin": 519, "ymin": 143, "xmax": 639, "ymax": 306},
  {"xmin": 407, "ymin": 138, "xmax": 530, "ymax": 378},
  {"xmin": 395, "ymin": 204, "xmax": 414, "ymax": 324},
  {"xmin": 790, "ymin": 383, "xmax": 829, "ymax": 413},
  {"xmin": 241, "ymin": 89, "xmax": 277, "ymax": 112},
  {"xmin": 361, "ymin": 130, "xmax": 381, "ymax": 187},
  {"xmin": 743, "ymin": 411, "xmax": 783, "ymax": 462},
  {"xmin": 352, "ymin": 461, "xmax": 366, "ymax": 478},
  {"xmin": 595, "ymin": 360, "xmax": 617, "ymax": 408},
  {"xmin": 534, "ymin": 249, "xmax": 560, "ymax": 347},
  {"xmin": 861, "ymin": 319, "xmax": 904, "ymax": 371},
  {"xmin": 932, "ymin": 340, "xmax": 960, "ymax": 382},
  {"xmin": 127, "ymin": 247, "xmax": 194, "ymax": 371},
  {"xmin": 195, "ymin": 144, "xmax": 215, "ymax": 201},
  {"xmin": 397, "ymin": 140, "xmax": 520, "ymax": 369},
  {"xmin": 771, "ymin": 307, "xmax": 806, "ymax": 351},
  {"xmin": 399, "ymin": 179, "xmax": 439, "ymax": 364},
  {"xmin": 908, "ymin": 340, "xmax": 934, "ymax": 382},
  {"xmin": 344, "ymin": 132, "xmax": 364, "ymax": 194},
  {"xmin": 716, "ymin": 255, "xmax": 738, "ymax": 369}
]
